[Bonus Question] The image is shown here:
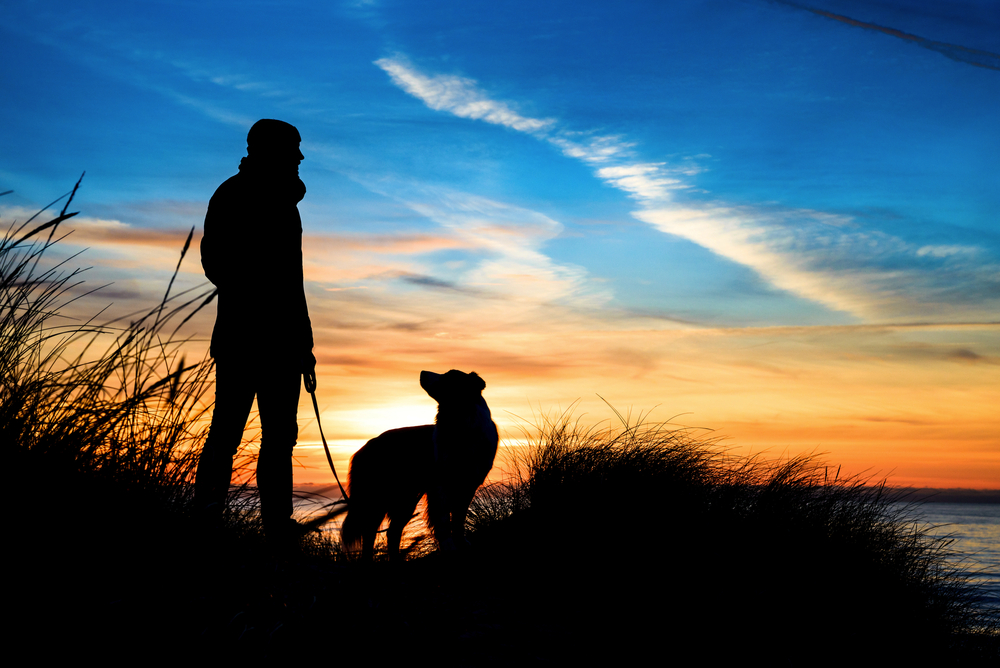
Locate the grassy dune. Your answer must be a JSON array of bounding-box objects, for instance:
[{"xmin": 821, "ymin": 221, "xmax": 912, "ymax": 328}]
[
  {"xmin": 4, "ymin": 188, "xmax": 997, "ymax": 664},
  {"xmin": 465, "ymin": 418, "xmax": 1000, "ymax": 663}
]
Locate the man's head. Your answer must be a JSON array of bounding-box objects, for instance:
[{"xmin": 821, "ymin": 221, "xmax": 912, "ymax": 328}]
[{"xmin": 247, "ymin": 119, "xmax": 304, "ymax": 167}]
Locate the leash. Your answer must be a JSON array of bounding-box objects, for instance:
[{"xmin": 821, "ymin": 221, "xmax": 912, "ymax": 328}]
[{"xmin": 305, "ymin": 369, "xmax": 349, "ymax": 504}]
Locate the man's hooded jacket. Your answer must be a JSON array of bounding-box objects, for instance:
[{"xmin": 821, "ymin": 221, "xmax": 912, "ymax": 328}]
[{"xmin": 201, "ymin": 157, "xmax": 314, "ymax": 362}]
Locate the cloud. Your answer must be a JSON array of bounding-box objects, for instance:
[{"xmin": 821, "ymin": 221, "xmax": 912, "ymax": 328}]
[
  {"xmin": 0, "ymin": 205, "xmax": 197, "ymax": 253},
  {"xmin": 595, "ymin": 163, "xmax": 686, "ymax": 201},
  {"xmin": 297, "ymin": 230, "xmax": 479, "ymax": 286},
  {"xmin": 547, "ymin": 134, "xmax": 635, "ymax": 164},
  {"xmin": 375, "ymin": 58, "xmax": 685, "ymax": 202},
  {"xmin": 375, "ymin": 57, "xmax": 554, "ymax": 133},
  {"xmin": 916, "ymin": 245, "xmax": 978, "ymax": 259},
  {"xmin": 304, "ymin": 231, "xmax": 473, "ymax": 255},
  {"xmin": 395, "ymin": 186, "xmax": 608, "ymax": 306},
  {"xmin": 5, "ymin": 12, "xmax": 260, "ymax": 132},
  {"xmin": 636, "ymin": 204, "xmax": 1000, "ymax": 322},
  {"xmin": 297, "ymin": 187, "xmax": 605, "ymax": 308},
  {"xmin": 397, "ymin": 271, "xmax": 481, "ymax": 295},
  {"xmin": 291, "ymin": 181, "xmax": 616, "ymax": 349},
  {"xmin": 375, "ymin": 56, "xmax": 1000, "ymax": 323}
]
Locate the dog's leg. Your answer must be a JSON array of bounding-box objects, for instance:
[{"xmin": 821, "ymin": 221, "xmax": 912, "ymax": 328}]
[
  {"xmin": 386, "ymin": 519, "xmax": 403, "ymax": 561},
  {"xmin": 448, "ymin": 483, "xmax": 482, "ymax": 548},
  {"xmin": 427, "ymin": 485, "xmax": 456, "ymax": 552},
  {"xmin": 451, "ymin": 506, "xmax": 469, "ymax": 547},
  {"xmin": 361, "ymin": 526, "xmax": 374, "ymax": 562},
  {"xmin": 360, "ymin": 512, "xmax": 381, "ymax": 562},
  {"xmin": 386, "ymin": 491, "xmax": 424, "ymax": 561}
]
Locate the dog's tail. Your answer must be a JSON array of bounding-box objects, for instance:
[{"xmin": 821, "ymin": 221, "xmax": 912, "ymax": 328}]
[
  {"xmin": 339, "ymin": 450, "xmax": 371, "ymax": 552},
  {"xmin": 339, "ymin": 507, "xmax": 362, "ymax": 551},
  {"xmin": 339, "ymin": 461, "xmax": 363, "ymax": 551}
]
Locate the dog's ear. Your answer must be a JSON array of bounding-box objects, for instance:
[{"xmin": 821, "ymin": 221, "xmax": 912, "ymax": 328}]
[{"xmin": 469, "ymin": 372, "xmax": 486, "ymax": 392}]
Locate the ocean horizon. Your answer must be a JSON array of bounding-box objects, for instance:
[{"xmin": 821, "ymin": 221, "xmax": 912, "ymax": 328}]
[{"xmin": 907, "ymin": 501, "xmax": 1000, "ymax": 616}]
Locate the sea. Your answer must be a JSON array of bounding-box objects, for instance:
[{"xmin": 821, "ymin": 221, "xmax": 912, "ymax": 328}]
[{"xmin": 898, "ymin": 501, "xmax": 1000, "ymax": 615}]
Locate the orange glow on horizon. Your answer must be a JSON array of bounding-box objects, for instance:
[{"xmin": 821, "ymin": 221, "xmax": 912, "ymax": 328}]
[
  {"xmin": 37, "ymin": 224, "xmax": 997, "ymax": 491},
  {"xmin": 276, "ymin": 321, "xmax": 1000, "ymax": 492}
]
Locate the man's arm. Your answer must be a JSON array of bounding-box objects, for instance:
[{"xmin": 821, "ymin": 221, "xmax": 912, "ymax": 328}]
[
  {"xmin": 201, "ymin": 178, "xmax": 245, "ymax": 289},
  {"xmin": 201, "ymin": 193, "xmax": 225, "ymax": 288}
]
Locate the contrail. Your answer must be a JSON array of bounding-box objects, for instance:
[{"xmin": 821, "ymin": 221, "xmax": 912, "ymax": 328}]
[{"xmin": 774, "ymin": 1, "xmax": 1000, "ymax": 71}]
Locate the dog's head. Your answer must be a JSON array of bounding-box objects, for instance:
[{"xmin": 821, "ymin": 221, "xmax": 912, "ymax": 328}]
[{"xmin": 420, "ymin": 369, "xmax": 486, "ymax": 405}]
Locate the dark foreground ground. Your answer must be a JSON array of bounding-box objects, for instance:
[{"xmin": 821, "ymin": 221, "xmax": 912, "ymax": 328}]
[{"xmin": 11, "ymin": 478, "xmax": 1000, "ymax": 667}]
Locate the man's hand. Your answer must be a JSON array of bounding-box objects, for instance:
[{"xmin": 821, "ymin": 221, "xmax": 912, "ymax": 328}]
[{"xmin": 303, "ymin": 351, "xmax": 317, "ymax": 393}]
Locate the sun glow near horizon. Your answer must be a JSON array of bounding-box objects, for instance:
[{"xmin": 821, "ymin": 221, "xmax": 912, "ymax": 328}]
[
  {"xmin": 283, "ymin": 318, "xmax": 1000, "ymax": 491},
  {"xmin": 8, "ymin": 204, "xmax": 996, "ymax": 490},
  {"xmin": 2, "ymin": 1, "xmax": 997, "ymax": 490}
]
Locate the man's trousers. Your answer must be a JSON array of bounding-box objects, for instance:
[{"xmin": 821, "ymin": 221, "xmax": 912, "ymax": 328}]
[{"xmin": 195, "ymin": 357, "xmax": 301, "ymax": 533}]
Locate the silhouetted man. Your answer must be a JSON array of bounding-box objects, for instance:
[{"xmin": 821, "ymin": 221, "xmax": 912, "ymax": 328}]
[{"xmin": 196, "ymin": 119, "xmax": 316, "ymax": 541}]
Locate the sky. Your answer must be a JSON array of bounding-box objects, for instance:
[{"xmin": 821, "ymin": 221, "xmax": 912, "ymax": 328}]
[{"xmin": 3, "ymin": 0, "xmax": 998, "ymax": 488}]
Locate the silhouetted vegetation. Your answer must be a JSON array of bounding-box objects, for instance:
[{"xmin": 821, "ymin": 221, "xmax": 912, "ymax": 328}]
[
  {"xmin": 3, "ymin": 186, "xmax": 336, "ymax": 660},
  {"xmin": 3, "ymin": 188, "xmax": 996, "ymax": 664},
  {"xmin": 464, "ymin": 415, "xmax": 1000, "ymax": 664}
]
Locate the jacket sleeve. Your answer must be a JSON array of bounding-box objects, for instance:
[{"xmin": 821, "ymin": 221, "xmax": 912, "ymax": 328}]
[
  {"xmin": 295, "ymin": 216, "xmax": 315, "ymax": 354},
  {"xmin": 201, "ymin": 189, "xmax": 226, "ymax": 289},
  {"xmin": 201, "ymin": 179, "xmax": 249, "ymax": 291}
]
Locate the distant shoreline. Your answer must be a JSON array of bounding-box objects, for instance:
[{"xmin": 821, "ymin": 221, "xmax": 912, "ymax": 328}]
[{"xmin": 888, "ymin": 488, "xmax": 1000, "ymax": 504}]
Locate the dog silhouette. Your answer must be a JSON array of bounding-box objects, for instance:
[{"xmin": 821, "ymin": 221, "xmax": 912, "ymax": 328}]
[{"xmin": 340, "ymin": 370, "xmax": 498, "ymax": 561}]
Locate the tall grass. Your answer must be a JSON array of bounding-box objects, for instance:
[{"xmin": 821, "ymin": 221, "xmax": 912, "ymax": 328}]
[
  {"xmin": 2, "ymin": 182, "xmax": 217, "ymax": 505},
  {"xmin": 464, "ymin": 412, "xmax": 999, "ymax": 664},
  {"xmin": 4, "ymin": 185, "xmax": 360, "ymax": 661},
  {"xmin": 2, "ymin": 183, "xmax": 325, "ymax": 660}
]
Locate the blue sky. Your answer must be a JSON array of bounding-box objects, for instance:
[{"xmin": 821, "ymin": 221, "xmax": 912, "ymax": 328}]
[{"xmin": 3, "ymin": 0, "xmax": 998, "ymax": 486}]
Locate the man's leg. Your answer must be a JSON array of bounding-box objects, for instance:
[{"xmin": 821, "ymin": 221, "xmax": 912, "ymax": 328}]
[
  {"xmin": 255, "ymin": 362, "xmax": 302, "ymax": 537},
  {"xmin": 195, "ymin": 359, "xmax": 256, "ymax": 523}
]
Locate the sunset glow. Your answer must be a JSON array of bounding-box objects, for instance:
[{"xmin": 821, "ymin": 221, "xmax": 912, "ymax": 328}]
[{"xmin": 3, "ymin": 1, "xmax": 997, "ymax": 489}]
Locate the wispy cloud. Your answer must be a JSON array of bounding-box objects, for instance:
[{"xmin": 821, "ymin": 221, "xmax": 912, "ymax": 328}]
[
  {"xmin": 547, "ymin": 133, "xmax": 635, "ymax": 164},
  {"xmin": 636, "ymin": 204, "xmax": 1000, "ymax": 322},
  {"xmin": 375, "ymin": 57, "xmax": 683, "ymax": 202},
  {"xmin": 292, "ymin": 182, "xmax": 614, "ymax": 346},
  {"xmin": 393, "ymin": 185, "xmax": 609, "ymax": 307},
  {"xmin": 304, "ymin": 232, "xmax": 473, "ymax": 255},
  {"xmin": 396, "ymin": 271, "xmax": 487, "ymax": 296},
  {"xmin": 376, "ymin": 57, "xmax": 554, "ymax": 133},
  {"xmin": 0, "ymin": 206, "xmax": 197, "ymax": 253},
  {"xmin": 5, "ymin": 13, "xmax": 260, "ymax": 131},
  {"xmin": 595, "ymin": 163, "xmax": 686, "ymax": 202},
  {"xmin": 375, "ymin": 56, "xmax": 1000, "ymax": 323}
]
